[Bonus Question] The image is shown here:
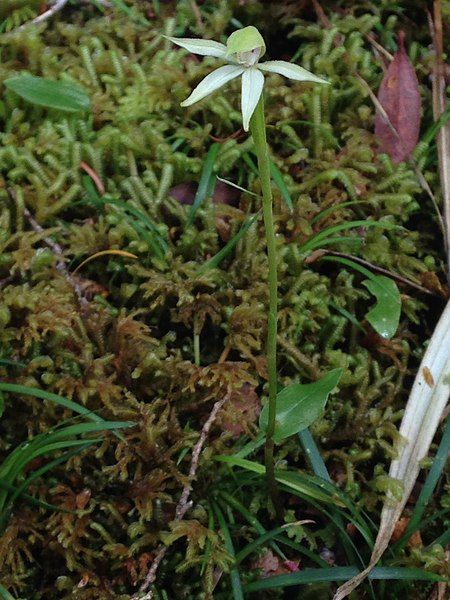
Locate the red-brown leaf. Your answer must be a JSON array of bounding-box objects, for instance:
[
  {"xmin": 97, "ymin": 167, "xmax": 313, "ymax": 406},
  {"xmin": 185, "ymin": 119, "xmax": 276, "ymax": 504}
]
[{"xmin": 374, "ymin": 32, "xmax": 421, "ymax": 163}]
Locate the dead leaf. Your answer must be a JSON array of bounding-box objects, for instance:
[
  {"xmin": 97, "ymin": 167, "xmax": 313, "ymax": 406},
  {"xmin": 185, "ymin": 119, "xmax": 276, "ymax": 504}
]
[
  {"xmin": 419, "ymin": 271, "xmax": 449, "ymax": 298},
  {"xmin": 374, "ymin": 31, "xmax": 421, "ymax": 163},
  {"xmin": 391, "ymin": 516, "xmax": 423, "ymax": 547},
  {"xmin": 252, "ymin": 550, "xmax": 301, "ymax": 578},
  {"xmin": 219, "ymin": 383, "xmax": 260, "ymax": 436}
]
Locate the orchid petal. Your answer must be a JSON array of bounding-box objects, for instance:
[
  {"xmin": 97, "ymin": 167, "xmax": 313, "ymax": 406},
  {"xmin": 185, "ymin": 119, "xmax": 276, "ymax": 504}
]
[
  {"xmin": 168, "ymin": 37, "xmax": 227, "ymax": 58},
  {"xmin": 258, "ymin": 60, "xmax": 329, "ymax": 85},
  {"xmin": 180, "ymin": 65, "xmax": 244, "ymax": 107},
  {"xmin": 241, "ymin": 68, "xmax": 264, "ymax": 131}
]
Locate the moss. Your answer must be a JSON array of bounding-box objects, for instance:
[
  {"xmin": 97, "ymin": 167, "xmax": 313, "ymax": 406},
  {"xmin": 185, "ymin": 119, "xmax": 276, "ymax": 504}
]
[{"xmin": 0, "ymin": 0, "xmax": 448, "ymax": 598}]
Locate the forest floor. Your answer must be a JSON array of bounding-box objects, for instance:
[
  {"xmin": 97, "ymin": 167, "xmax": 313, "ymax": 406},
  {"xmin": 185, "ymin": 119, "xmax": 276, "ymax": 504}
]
[{"xmin": 0, "ymin": 1, "xmax": 449, "ymax": 599}]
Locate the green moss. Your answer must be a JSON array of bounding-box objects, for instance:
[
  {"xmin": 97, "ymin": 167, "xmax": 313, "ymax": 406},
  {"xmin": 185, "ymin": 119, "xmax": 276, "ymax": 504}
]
[{"xmin": 0, "ymin": 1, "xmax": 448, "ymax": 598}]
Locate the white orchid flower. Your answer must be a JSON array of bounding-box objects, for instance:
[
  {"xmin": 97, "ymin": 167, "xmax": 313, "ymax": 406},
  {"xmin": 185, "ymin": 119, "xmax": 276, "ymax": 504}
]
[{"xmin": 169, "ymin": 26, "xmax": 329, "ymax": 131}]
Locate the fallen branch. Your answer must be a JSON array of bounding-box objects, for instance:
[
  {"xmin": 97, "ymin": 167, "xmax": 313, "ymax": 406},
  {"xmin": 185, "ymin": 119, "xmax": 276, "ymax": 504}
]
[{"xmin": 134, "ymin": 393, "xmax": 229, "ymax": 599}]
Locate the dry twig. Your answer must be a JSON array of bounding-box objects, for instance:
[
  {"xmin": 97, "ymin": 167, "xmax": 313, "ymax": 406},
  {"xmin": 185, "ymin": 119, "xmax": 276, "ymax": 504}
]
[
  {"xmin": 134, "ymin": 393, "xmax": 230, "ymax": 599},
  {"xmin": 189, "ymin": 0, "xmax": 203, "ymax": 31},
  {"xmin": 430, "ymin": 0, "xmax": 450, "ymax": 278},
  {"xmin": 18, "ymin": 0, "xmax": 110, "ymax": 29},
  {"xmin": 20, "ymin": 0, "xmax": 70, "ymax": 28}
]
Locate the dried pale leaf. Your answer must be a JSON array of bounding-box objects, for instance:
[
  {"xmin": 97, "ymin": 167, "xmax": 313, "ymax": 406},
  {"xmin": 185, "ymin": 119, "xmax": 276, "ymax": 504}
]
[
  {"xmin": 333, "ymin": 299, "xmax": 450, "ymax": 600},
  {"xmin": 72, "ymin": 250, "xmax": 137, "ymax": 274},
  {"xmin": 374, "ymin": 32, "xmax": 421, "ymax": 163}
]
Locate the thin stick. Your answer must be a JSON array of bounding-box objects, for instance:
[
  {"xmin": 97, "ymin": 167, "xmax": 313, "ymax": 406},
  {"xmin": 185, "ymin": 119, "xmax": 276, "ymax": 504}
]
[
  {"xmin": 364, "ymin": 32, "xmax": 394, "ymax": 62},
  {"xmin": 22, "ymin": 205, "xmax": 89, "ymax": 311},
  {"xmin": 189, "ymin": 0, "xmax": 203, "ymax": 31},
  {"xmin": 18, "ymin": 0, "xmax": 111, "ymax": 30},
  {"xmin": 20, "ymin": 0, "xmax": 70, "ymax": 28},
  {"xmin": 431, "ymin": 0, "xmax": 450, "ymax": 278},
  {"xmin": 135, "ymin": 393, "xmax": 229, "ymax": 598}
]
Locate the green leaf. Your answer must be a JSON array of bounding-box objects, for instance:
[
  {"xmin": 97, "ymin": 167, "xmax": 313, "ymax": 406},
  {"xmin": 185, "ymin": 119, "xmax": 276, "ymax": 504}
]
[
  {"xmin": 269, "ymin": 161, "xmax": 293, "ymax": 212},
  {"xmin": 259, "ymin": 369, "xmax": 342, "ymax": 442},
  {"xmin": 4, "ymin": 76, "xmax": 90, "ymax": 113},
  {"xmin": 243, "ymin": 566, "xmax": 444, "ymax": 593},
  {"xmin": 0, "ymin": 583, "xmax": 16, "ymax": 600},
  {"xmin": 212, "ymin": 501, "xmax": 244, "ymax": 600},
  {"xmin": 321, "ymin": 256, "xmax": 401, "ymax": 339},
  {"xmin": 362, "ymin": 275, "xmax": 401, "ymax": 339},
  {"xmin": 187, "ymin": 143, "xmax": 219, "ymax": 226}
]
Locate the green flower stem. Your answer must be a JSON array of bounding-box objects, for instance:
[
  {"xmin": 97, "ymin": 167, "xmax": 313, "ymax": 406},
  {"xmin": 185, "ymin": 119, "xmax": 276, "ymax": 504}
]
[{"xmin": 249, "ymin": 94, "xmax": 282, "ymax": 518}]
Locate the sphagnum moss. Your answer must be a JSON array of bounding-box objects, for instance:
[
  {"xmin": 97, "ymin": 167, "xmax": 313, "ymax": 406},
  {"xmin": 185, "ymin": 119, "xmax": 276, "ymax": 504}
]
[{"xmin": 0, "ymin": 1, "xmax": 448, "ymax": 598}]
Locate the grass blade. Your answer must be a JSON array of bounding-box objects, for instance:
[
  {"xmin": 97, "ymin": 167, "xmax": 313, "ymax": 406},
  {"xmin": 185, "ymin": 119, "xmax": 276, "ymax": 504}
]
[
  {"xmin": 298, "ymin": 220, "xmax": 397, "ymax": 254},
  {"xmin": 298, "ymin": 428, "xmax": 331, "ymax": 481},
  {"xmin": 187, "ymin": 143, "xmax": 219, "ymax": 226},
  {"xmin": 0, "ymin": 383, "xmax": 104, "ymax": 423},
  {"xmin": 82, "ymin": 179, "xmax": 168, "ymax": 259},
  {"xmin": 218, "ymin": 491, "xmax": 287, "ymax": 561},
  {"xmin": 243, "ymin": 566, "xmax": 444, "ymax": 592},
  {"xmin": 269, "ymin": 161, "xmax": 293, "ymax": 212},
  {"xmin": 211, "ymin": 501, "xmax": 244, "ymax": 600},
  {"xmin": 198, "ymin": 213, "xmax": 258, "ymax": 273},
  {"xmin": 235, "ymin": 524, "xmax": 327, "ymax": 567}
]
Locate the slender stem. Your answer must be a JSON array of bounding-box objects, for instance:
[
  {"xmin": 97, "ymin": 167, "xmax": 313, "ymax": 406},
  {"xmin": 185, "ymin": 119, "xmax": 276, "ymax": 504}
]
[{"xmin": 249, "ymin": 95, "xmax": 282, "ymax": 519}]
